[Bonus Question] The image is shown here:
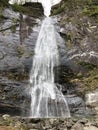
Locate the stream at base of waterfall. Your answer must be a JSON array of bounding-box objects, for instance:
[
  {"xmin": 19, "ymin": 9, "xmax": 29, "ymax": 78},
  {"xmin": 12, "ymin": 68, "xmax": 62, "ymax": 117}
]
[{"xmin": 9, "ymin": 0, "xmax": 70, "ymax": 118}]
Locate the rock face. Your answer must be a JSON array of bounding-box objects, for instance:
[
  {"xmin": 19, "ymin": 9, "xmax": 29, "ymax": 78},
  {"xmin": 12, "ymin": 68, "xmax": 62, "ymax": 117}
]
[
  {"xmin": 0, "ymin": 8, "xmax": 40, "ymax": 116},
  {"xmin": 55, "ymin": 0, "xmax": 98, "ymax": 117},
  {"xmin": 0, "ymin": 0, "xmax": 98, "ymax": 118},
  {"xmin": 0, "ymin": 76, "xmax": 30, "ymax": 116},
  {"xmin": 0, "ymin": 9, "xmax": 39, "ymax": 74},
  {"xmin": 0, "ymin": 7, "xmax": 89, "ymax": 117}
]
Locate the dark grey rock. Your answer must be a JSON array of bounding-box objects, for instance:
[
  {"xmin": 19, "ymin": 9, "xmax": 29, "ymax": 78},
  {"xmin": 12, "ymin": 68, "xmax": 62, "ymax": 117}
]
[{"xmin": 66, "ymin": 95, "xmax": 85, "ymax": 114}]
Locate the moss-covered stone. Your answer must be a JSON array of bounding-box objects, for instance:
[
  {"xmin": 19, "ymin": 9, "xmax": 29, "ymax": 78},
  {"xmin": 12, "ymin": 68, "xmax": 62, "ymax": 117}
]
[
  {"xmin": 17, "ymin": 46, "xmax": 24, "ymax": 58},
  {"xmin": 0, "ymin": 115, "xmax": 28, "ymax": 130},
  {"xmin": 70, "ymin": 66, "xmax": 98, "ymax": 95},
  {"xmin": 11, "ymin": 25, "xmax": 16, "ymax": 33},
  {"xmin": 52, "ymin": 0, "xmax": 98, "ymax": 18},
  {"xmin": 0, "ymin": 0, "xmax": 9, "ymax": 21},
  {"xmin": 77, "ymin": 61, "xmax": 98, "ymax": 70},
  {"xmin": 83, "ymin": 5, "xmax": 98, "ymax": 16},
  {"xmin": 7, "ymin": 72, "xmax": 28, "ymax": 81}
]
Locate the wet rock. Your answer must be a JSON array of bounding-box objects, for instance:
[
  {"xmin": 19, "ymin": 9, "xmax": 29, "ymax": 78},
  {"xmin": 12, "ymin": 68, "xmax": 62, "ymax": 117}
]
[
  {"xmin": 0, "ymin": 10, "xmax": 41, "ymax": 116},
  {"xmin": 2, "ymin": 8, "xmax": 19, "ymax": 20},
  {"xmin": 0, "ymin": 51, "xmax": 4, "ymax": 60},
  {"xmin": 0, "ymin": 19, "xmax": 18, "ymax": 31},
  {"xmin": 66, "ymin": 95, "xmax": 85, "ymax": 115},
  {"xmin": 0, "ymin": 76, "xmax": 29, "ymax": 116},
  {"xmin": 0, "ymin": 13, "xmax": 38, "ymax": 75}
]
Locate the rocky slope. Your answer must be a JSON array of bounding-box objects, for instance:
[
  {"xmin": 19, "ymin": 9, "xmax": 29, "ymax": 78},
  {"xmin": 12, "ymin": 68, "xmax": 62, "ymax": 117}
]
[
  {"xmin": 54, "ymin": 0, "xmax": 98, "ymax": 116},
  {"xmin": 0, "ymin": 114, "xmax": 98, "ymax": 130}
]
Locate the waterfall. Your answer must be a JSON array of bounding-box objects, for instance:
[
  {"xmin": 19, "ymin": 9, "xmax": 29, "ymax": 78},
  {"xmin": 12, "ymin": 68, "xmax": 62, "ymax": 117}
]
[
  {"xmin": 29, "ymin": 17, "xmax": 70, "ymax": 118},
  {"xmin": 9, "ymin": 0, "xmax": 70, "ymax": 118}
]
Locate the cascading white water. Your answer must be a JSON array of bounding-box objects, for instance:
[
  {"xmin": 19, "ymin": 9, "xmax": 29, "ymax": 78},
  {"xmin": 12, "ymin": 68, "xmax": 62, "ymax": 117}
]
[
  {"xmin": 29, "ymin": 17, "xmax": 70, "ymax": 118},
  {"xmin": 9, "ymin": 0, "xmax": 70, "ymax": 118}
]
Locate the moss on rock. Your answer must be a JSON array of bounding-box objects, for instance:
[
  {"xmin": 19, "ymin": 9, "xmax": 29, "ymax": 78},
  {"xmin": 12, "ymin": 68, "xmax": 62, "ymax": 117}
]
[
  {"xmin": 7, "ymin": 72, "xmax": 28, "ymax": 81},
  {"xmin": 17, "ymin": 46, "xmax": 24, "ymax": 58},
  {"xmin": 11, "ymin": 3, "xmax": 43, "ymax": 17}
]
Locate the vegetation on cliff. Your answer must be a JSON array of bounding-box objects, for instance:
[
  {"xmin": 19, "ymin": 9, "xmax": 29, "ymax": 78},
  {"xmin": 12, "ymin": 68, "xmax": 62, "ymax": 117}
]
[{"xmin": 52, "ymin": 0, "xmax": 98, "ymax": 17}]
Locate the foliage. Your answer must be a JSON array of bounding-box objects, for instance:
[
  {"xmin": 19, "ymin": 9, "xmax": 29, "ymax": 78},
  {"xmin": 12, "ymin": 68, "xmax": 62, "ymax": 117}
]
[
  {"xmin": 52, "ymin": 0, "xmax": 98, "ymax": 17},
  {"xmin": 52, "ymin": 3, "xmax": 66, "ymax": 15},
  {"xmin": 17, "ymin": 46, "xmax": 24, "ymax": 58},
  {"xmin": 0, "ymin": 0, "xmax": 9, "ymax": 22},
  {"xmin": 7, "ymin": 72, "xmax": 28, "ymax": 81},
  {"xmin": 83, "ymin": 5, "xmax": 98, "ymax": 16},
  {"xmin": 11, "ymin": 3, "xmax": 43, "ymax": 17},
  {"xmin": 70, "ymin": 62, "xmax": 98, "ymax": 95},
  {"xmin": 77, "ymin": 61, "xmax": 98, "ymax": 70}
]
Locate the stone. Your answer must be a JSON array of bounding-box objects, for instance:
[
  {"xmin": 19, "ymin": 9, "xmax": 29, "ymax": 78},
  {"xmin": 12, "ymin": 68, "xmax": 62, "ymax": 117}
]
[
  {"xmin": 2, "ymin": 114, "xmax": 10, "ymax": 120},
  {"xmin": 78, "ymin": 118, "xmax": 88, "ymax": 124},
  {"xmin": 84, "ymin": 126, "xmax": 98, "ymax": 130},
  {"xmin": 66, "ymin": 119, "xmax": 74, "ymax": 128},
  {"xmin": 2, "ymin": 8, "xmax": 19, "ymax": 20},
  {"xmin": 66, "ymin": 95, "xmax": 85, "ymax": 115},
  {"xmin": 86, "ymin": 91, "xmax": 98, "ymax": 106},
  {"xmin": 71, "ymin": 122, "xmax": 84, "ymax": 130}
]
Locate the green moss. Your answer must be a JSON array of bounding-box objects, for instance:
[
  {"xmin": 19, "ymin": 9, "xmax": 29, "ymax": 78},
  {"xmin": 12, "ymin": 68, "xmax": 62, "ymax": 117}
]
[
  {"xmin": 0, "ymin": 13, "xmax": 4, "ymax": 22},
  {"xmin": 12, "ymin": 3, "xmax": 25, "ymax": 12},
  {"xmin": 66, "ymin": 40, "xmax": 73, "ymax": 49},
  {"xmin": 0, "ymin": 0, "xmax": 9, "ymax": 22},
  {"xmin": 11, "ymin": 3, "xmax": 43, "ymax": 17},
  {"xmin": 8, "ymin": 73, "xmax": 14, "ymax": 79},
  {"xmin": 84, "ymin": 0, "xmax": 92, "ymax": 5},
  {"xmin": 0, "ymin": 116, "xmax": 28, "ymax": 130},
  {"xmin": 7, "ymin": 72, "xmax": 28, "ymax": 81},
  {"xmin": 70, "ymin": 67, "xmax": 98, "ymax": 95},
  {"xmin": 52, "ymin": 6, "xmax": 65, "ymax": 15},
  {"xmin": 77, "ymin": 61, "xmax": 97, "ymax": 69},
  {"xmin": 0, "ymin": 0, "xmax": 9, "ymax": 7},
  {"xmin": 11, "ymin": 25, "xmax": 16, "ymax": 33},
  {"xmin": 17, "ymin": 46, "xmax": 24, "ymax": 58},
  {"xmin": 83, "ymin": 5, "xmax": 98, "ymax": 16},
  {"xmin": 81, "ymin": 69, "xmax": 98, "ymax": 91},
  {"xmin": 83, "ymin": 0, "xmax": 98, "ymax": 16},
  {"xmin": 76, "ymin": 72, "xmax": 83, "ymax": 78}
]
